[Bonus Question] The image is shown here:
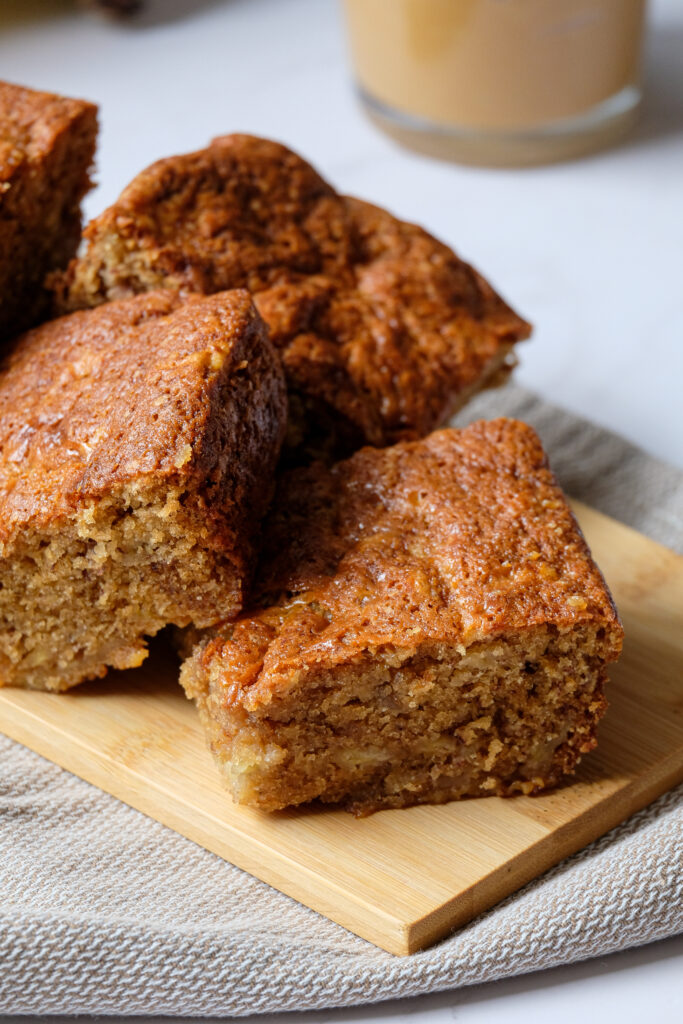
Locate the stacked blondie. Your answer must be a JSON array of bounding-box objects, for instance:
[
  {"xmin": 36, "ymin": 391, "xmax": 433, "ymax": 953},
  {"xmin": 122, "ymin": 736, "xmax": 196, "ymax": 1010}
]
[{"xmin": 0, "ymin": 82, "xmax": 622, "ymax": 813}]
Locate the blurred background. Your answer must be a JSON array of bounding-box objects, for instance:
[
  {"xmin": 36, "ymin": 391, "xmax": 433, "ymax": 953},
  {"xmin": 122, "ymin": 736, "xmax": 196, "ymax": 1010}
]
[{"xmin": 1, "ymin": 0, "xmax": 681, "ymax": 466}]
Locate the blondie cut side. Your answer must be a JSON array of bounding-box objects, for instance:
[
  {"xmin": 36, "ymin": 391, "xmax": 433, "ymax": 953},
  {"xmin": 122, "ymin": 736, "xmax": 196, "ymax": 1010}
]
[
  {"xmin": 0, "ymin": 81, "xmax": 97, "ymax": 344},
  {"xmin": 0, "ymin": 290, "xmax": 286, "ymax": 691},
  {"xmin": 51, "ymin": 134, "xmax": 530, "ymax": 457},
  {"xmin": 180, "ymin": 420, "xmax": 622, "ymax": 814}
]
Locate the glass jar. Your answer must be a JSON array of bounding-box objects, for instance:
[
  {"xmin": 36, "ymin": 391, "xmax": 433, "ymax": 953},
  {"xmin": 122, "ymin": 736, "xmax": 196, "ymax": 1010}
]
[{"xmin": 342, "ymin": 0, "xmax": 647, "ymax": 166}]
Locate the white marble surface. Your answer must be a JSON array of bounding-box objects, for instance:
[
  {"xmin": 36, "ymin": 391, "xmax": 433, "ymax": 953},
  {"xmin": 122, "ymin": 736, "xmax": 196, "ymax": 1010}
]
[{"xmin": 1, "ymin": 0, "xmax": 681, "ymax": 1020}]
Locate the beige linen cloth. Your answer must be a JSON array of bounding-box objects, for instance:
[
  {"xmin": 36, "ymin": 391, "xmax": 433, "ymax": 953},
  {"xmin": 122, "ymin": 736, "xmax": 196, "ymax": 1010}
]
[{"xmin": 1, "ymin": 385, "xmax": 682, "ymax": 1016}]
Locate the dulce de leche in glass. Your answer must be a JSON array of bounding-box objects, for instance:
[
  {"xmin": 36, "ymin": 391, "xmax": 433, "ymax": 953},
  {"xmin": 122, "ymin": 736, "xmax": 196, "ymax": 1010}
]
[{"xmin": 343, "ymin": 0, "xmax": 647, "ymax": 165}]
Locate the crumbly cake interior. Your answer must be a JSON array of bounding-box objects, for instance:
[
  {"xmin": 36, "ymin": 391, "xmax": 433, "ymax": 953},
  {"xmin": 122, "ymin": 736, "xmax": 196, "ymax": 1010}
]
[
  {"xmin": 0, "ymin": 480, "xmax": 244, "ymax": 692},
  {"xmin": 0, "ymin": 290, "xmax": 287, "ymax": 691},
  {"xmin": 179, "ymin": 420, "xmax": 622, "ymax": 814},
  {"xmin": 182, "ymin": 623, "xmax": 611, "ymax": 814}
]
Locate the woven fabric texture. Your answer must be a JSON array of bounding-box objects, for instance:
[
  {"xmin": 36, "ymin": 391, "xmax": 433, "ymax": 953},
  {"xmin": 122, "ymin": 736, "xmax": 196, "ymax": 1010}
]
[{"xmin": 1, "ymin": 385, "xmax": 682, "ymax": 1016}]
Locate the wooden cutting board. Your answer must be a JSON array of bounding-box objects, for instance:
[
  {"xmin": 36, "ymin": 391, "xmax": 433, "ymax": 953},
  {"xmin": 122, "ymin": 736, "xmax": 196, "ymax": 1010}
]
[{"xmin": 1, "ymin": 501, "xmax": 682, "ymax": 956}]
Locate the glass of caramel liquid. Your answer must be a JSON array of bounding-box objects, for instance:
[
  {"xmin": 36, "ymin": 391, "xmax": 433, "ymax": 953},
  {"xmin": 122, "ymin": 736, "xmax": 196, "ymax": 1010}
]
[{"xmin": 342, "ymin": 0, "xmax": 647, "ymax": 165}]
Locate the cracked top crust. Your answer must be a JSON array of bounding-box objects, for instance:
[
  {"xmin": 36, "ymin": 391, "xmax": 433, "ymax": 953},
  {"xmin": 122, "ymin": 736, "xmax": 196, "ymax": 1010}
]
[
  {"xmin": 0, "ymin": 289, "xmax": 287, "ymax": 545},
  {"xmin": 201, "ymin": 419, "xmax": 622, "ymax": 706},
  {"xmin": 53, "ymin": 134, "xmax": 531, "ymax": 447}
]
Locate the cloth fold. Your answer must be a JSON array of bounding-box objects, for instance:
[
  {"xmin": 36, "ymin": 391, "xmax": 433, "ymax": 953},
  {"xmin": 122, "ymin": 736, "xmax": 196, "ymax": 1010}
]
[{"xmin": 1, "ymin": 385, "xmax": 682, "ymax": 1016}]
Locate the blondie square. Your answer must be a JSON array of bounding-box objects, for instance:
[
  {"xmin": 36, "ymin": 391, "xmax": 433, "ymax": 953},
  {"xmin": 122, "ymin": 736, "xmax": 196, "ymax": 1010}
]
[
  {"xmin": 0, "ymin": 290, "xmax": 286, "ymax": 691},
  {"xmin": 181, "ymin": 419, "xmax": 622, "ymax": 813},
  {"xmin": 52, "ymin": 134, "xmax": 530, "ymax": 457},
  {"xmin": 0, "ymin": 81, "xmax": 97, "ymax": 344}
]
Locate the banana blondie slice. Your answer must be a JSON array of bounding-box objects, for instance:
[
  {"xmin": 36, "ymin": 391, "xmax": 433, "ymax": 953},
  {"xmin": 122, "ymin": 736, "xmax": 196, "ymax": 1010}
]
[
  {"xmin": 0, "ymin": 290, "xmax": 286, "ymax": 691},
  {"xmin": 181, "ymin": 419, "xmax": 622, "ymax": 814},
  {"xmin": 52, "ymin": 134, "xmax": 530, "ymax": 458},
  {"xmin": 0, "ymin": 81, "xmax": 97, "ymax": 344}
]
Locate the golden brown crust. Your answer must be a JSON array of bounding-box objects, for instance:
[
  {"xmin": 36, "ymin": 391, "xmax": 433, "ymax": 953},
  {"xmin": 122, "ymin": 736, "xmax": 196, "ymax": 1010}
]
[
  {"xmin": 0, "ymin": 80, "xmax": 97, "ymax": 343},
  {"xmin": 203, "ymin": 419, "xmax": 622, "ymax": 711},
  {"xmin": 0, "ymin": 289, "xmax": 287, "ymax": 690},
  {"xmin": 0, "ymin": 289, "xmax": 286, "ymax": 553},
  {"xmin": 53, "ymin": 134, "xmax": 530, "ymax": 450},
  {"xmin": 183, "ymin": 419, "xmax": 622, "ymax": 813}
]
